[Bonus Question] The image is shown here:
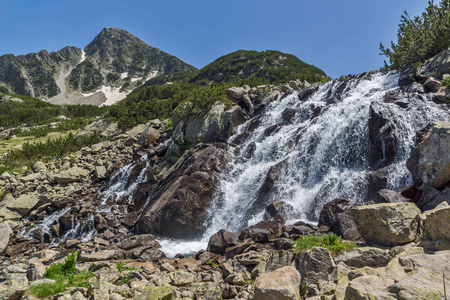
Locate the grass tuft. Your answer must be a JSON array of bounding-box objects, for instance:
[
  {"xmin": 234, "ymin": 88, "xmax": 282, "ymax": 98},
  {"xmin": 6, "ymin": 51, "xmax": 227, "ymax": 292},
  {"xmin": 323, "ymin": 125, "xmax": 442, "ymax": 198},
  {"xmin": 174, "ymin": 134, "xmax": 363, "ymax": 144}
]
[
  {"xmin": 28, "ymin": 251, "xmax": 94, "ymax": 299},
  {"xmin": 293, "ymin": 232, "xmax": 357, "ymax": 255}
]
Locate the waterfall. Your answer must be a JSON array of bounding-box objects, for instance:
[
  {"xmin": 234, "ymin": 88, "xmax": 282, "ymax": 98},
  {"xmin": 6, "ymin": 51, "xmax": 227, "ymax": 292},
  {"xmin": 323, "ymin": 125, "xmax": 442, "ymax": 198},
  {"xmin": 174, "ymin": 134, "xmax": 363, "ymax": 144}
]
[{"xmin": 159, "ymin": 71, "xmax": 449, "ymax": 255}]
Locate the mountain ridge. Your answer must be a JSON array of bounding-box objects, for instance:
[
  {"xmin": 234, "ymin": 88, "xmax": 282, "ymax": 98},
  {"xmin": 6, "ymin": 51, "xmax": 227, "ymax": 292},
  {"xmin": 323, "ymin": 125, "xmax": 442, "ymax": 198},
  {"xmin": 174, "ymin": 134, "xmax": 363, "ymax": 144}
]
[{"xmin": 0, "ymin": 28, "xmax": 197, "ymax": 106}]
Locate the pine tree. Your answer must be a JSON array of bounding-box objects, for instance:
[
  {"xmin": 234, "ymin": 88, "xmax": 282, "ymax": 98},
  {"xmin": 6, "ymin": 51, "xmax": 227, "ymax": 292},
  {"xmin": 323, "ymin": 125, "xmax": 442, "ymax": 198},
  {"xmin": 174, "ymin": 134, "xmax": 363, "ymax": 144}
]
[{"xmin": 380, "ymin": 0, "xmax": 450, "ymax": 70}]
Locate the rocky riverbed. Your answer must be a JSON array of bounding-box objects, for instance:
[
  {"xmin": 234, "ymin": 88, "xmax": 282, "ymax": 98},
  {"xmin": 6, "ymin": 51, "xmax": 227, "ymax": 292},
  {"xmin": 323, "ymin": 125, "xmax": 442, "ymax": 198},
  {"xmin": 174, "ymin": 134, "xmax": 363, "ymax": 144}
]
[{"xmin": 1, "ymin": 48, "xmax": 450, "ymax": 299}]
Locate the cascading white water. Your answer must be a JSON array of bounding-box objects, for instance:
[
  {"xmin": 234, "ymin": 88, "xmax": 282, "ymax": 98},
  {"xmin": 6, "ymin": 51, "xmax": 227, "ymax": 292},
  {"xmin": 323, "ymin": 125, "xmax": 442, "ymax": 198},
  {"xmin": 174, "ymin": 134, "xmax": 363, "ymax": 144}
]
[
  {"xmin": 160, "ymin": 72, "xmax": 450, "ymax": 256},
  {"xmin": 99, "ymin": 154, "xmax": 149, "ymax": 207}
]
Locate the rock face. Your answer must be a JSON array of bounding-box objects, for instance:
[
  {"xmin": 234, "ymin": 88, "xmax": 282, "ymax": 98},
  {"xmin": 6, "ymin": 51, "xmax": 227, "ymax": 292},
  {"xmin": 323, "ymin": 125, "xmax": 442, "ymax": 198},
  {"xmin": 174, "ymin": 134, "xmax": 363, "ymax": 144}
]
[
  {"xmin": 345, "ymin": 250, "xmax": 450, "ymax": 299},
  {"xmin": 253, "ymin": 266, "xmax": 301, "ymax": 300},
  {"xmin": 183, "ymin": 103, "xmax": 246, "ymax": 144},
  {"xmin": 352, "ymin": 203, "xmax": 421, "ymax": 246},
  {"xmin": 407, "ymin": 121, "xmax": 450, "ymax": 189},
  {"xmin": 136, "ymin": 144, "xmax": 231, "ymax": 238}
]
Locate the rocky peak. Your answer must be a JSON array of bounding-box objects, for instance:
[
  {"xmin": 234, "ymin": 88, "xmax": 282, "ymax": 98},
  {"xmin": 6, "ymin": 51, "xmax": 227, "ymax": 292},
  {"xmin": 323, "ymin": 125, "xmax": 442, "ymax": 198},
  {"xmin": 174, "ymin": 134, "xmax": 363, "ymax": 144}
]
[{"xmin": 85, "ymin": 27, "xmax": 151, "ymax": 69}]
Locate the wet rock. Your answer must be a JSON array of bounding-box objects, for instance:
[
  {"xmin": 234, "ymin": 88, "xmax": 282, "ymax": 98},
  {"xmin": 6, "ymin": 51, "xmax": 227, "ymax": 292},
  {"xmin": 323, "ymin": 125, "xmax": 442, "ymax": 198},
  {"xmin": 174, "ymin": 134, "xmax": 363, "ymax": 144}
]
[
  {"xmin": 423, "ymin": 76, "xmax": 443, "ymax": 93},
  {"xmin": 264, "ymin": 201, "xmax": 286, "ymax": 222},
  {"xmin": 406, "ymin": 121, "xmax": 450, "ymax": 189},
  {"xmin": 398, "ymin": 69, "xmax": 415, "ymax": 86},
  {"xmin": 207, "ymin": 229, "xmax": 239, "ymax": 255},
  {"xmin": 122, "ymin": 211, "xmax": 137, "ymax": 227},
  {"xmin": 374, "ymin": 189, "xmax": 408, "ymax": 203},
  {"xmin": 318, "ymin": 198, "xmax": 352, "ymax": 228},
  {"xmin": 422, "ymin": 187, "xmax": 450, "ymax": 211},
  {"xmin": 400, "ymin": 185, "xmax": 422, "ymax": 203},
  {"xmin": 317, "ymin": 198, "xmax": 361, "ymax": 241},
  {"xmin": 352, "ymin": 202, "xmax": 421, "ymax": 246},
  {"xmin": 239, "ymin": 220, "xmax": 283, "ymax": 242},
  {"xmin": 253, "ymin": 266, "xmax": 301, "ymax": 300},
  {"xmin": 290, "ymin": 221, "xmax": 316, "ymax": 235},
  {"xmin": 281, "ymin": 108, "xmax": 296, "ymax": 123},
  {"xmin": 368, "ymin": 102, "xmax": 397, "ymax": 163},
  {"xmin": 136, "ymin": 144, "xmax": 230, "ymax": 239}
]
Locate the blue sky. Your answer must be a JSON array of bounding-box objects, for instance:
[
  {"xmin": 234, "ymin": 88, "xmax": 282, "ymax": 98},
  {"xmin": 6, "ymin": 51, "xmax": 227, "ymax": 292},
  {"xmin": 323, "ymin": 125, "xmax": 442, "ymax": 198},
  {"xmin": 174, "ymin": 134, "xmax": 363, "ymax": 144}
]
[{"xmin": 0, "ymin": 0, "xmax": 429, "ymax": 78}]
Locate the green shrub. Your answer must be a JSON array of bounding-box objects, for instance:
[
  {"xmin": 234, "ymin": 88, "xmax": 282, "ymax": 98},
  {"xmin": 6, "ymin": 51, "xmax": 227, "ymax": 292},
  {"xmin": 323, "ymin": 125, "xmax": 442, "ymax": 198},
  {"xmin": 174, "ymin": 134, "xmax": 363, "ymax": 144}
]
[
  {"xmin": 29, "ymin": 251, "xmax": 93, "ymax": 299},
  {"xmin": 166, "ymin": 119, "xmax": 172, "ymax": 130},
  {"xmin": 293, "ymin": 232, "xmax": 357, "ymax": 255},
  {"xmin": 0, "ymin": 132, "xmax": 105, "ymax": 174},
  {"xmin": 205, "ymin": 259, "xmax": 219, "ymax": 268},
  {"xmin": 442, "ymin": 77, "xmax": 450, "ymax": 88},
  {"xmin": 44, "ymin": 251, "xmax": 79, "ymax": 279},
  {"xmin": 116, "ymin": 262, "xmax": 127, "ymax": 272}
]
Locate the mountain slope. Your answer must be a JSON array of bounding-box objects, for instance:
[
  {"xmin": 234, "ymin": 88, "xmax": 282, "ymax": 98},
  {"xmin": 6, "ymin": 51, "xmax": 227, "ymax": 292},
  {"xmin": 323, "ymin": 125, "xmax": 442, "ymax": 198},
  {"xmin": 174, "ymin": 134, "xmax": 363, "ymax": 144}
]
[
  {"xmin": 0, "ymin": 28, "xmax": 197, "ymax": 106},
  {"xmin": 0, "ymin": 47, "xmax": 82, "ymax": 98},
  {"xmin": 189, "ymin": 50, "xmax": 328, "ymax": 84}
]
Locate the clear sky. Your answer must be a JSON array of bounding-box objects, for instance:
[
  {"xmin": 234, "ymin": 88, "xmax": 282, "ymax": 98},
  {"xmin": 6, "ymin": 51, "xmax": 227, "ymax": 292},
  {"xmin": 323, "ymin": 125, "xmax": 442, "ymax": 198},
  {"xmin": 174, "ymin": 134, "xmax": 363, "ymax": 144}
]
[{"xmin": 0, "ymin": 0, "xmax": 430, "ymax": 79}]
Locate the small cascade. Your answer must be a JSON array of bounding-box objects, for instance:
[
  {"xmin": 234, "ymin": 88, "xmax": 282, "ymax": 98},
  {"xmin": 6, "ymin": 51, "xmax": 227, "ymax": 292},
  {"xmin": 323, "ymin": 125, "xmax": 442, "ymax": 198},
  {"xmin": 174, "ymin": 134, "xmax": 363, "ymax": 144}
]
[
  {"xmin": 100, "ymin": 154, "xmax": 149, "ymax": 206},
  {"xmin": 18, "ymin": 155, "xmax": 151, "ymax": 247},
  {"xmin": 19, "ymin": 207, "xmax": 71, "ymax": 242},
  {"xmin": 160, "ymin": 71, "xmax": 449, "ymax": 255}
]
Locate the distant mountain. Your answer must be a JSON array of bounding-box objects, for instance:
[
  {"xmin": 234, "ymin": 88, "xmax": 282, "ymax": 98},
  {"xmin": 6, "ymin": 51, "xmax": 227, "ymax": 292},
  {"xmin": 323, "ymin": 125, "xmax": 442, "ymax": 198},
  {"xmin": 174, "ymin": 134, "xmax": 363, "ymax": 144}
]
[
  {"xmin": 189, "ymin": 50, "xmax": 328, "ymax": 84},
  {"xmin": 0, "ymin": 28, "xmax": 197, "ymax": 106}
]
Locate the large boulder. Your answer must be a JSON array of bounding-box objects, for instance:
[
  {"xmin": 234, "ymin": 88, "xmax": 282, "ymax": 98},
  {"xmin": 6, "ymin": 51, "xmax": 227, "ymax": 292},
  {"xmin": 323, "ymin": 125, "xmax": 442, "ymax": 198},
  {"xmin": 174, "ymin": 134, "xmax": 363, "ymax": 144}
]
[
  {"xmin": 53, "ymin": 167, "xmax": 90, "ymax": 184},
  {"xmin": 352, "ymin": 202, "xmax": 421, "ymax": 246},
  {"xmin": 334, "ymin": 247, "xmax": 392, "ymax": 268},
  {"xmin": 0, "ymin": 222, "xmax": 13, "ymax": 255},
  {"xmin": 207, "ymin": 229, "xmax": 239, "ymax": 255},
  {"xmin": 415, "ymin": 47, "xmax": 450, "ymax": 79},
  {"xmin": 297, "ymin": 247, "xmax": 335, "ymax": 290},
  {"xmin": 136, "ymin": 144, "xmax": 230, "ymax": 239},
  {"xmin": 344, "ymin": 250, "xmax": 450, "ymax": 299},
  {"xmin": 182, "ymin": 103, "xmax": 246, "ymax": 144},
  {"xmin": 421, "ymin": 203, "xmax": 450, "ymax": 241},
  {"xmin": 6, "ymin": 193, "xmax": 39, "ymax": 215},
  {"xmin": 253, "ymin": 266, "xmax": 301, "ymax": 300},
  {"xmin": 239, "ymin": 220, "xmax": 283, "ymax": 243},
  {"xmin": 368, "ymin": 102, "xmax": 397, "ymax": 163},
  {"xmin": 318, "ymin": 199, "xmax": 361, "ymax": 241},
  {"xmin": 77, "ymin": 120, "xmax": 119, "ymax": 138},
  {"xmin": 406, "ymin": 121, "xmax": 450, "ymax": 189}
]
